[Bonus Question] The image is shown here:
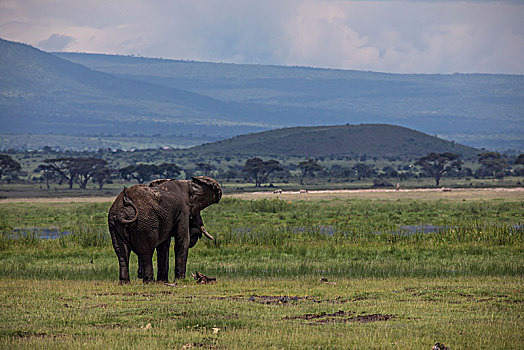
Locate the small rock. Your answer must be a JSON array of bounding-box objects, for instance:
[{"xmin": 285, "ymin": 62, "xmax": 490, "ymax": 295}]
[{"xmin": 142, "ymin": 323, "xmax": 152, "ymax": 330}]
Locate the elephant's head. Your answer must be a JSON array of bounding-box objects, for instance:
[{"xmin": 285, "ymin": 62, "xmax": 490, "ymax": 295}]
[
  {"xmin": 189, "ymin": 212, "xmax": 214, "ymax": 246},
  {"xmin": 189, "ymin": 176, "xmax": 222, "ymax": 216}
]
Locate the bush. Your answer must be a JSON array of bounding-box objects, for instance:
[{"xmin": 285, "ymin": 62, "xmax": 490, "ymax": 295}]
[{"xmin": 373, "ymin": 178, "xmax": 394, "ymax": 188}]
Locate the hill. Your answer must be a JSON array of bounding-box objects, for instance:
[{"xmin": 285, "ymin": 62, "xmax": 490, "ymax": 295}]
[
  {"xmin": 0, "ymin": 38, "xmax": 268, "ymax": 138},
  {"xmin": 187, "ymin": 124, "xmax": 480, "ymax": 160},
  {"xmin": 56, "ymin": 51, "xmax": 524, "ymax": 151}
]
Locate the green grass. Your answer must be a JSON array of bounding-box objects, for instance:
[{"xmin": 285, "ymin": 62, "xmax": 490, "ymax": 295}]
[
  {"xmin": 0, "ymin": 194, "xmax": 523, "ymax": 348},
  {"xmin": 1, "ymin": 277, "xmax": 522, "ymax": 349}
]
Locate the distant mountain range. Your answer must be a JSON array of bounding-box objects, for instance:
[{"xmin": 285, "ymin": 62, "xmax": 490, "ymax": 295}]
[
  {"xmin": 0, "ymin": 38, "xmax": 264, "ymax": 139},
  {"xmin": 1, "ymin": 38, "xmax": 523, "ymax": 151}
]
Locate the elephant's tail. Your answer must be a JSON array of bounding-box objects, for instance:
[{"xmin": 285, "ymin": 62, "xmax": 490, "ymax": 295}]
[{"xmin": 120, "ymin": 186, "xmax": 138, "ymax": 224}]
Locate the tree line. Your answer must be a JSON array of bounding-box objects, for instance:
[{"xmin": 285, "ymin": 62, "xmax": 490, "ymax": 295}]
[
  {"xmin": 0, "ymin": 152, "xmax": 523, "ymax": 189},
  {"xmin": 240, "ymin": 152, "xmax": 521, "ymax": 187}
]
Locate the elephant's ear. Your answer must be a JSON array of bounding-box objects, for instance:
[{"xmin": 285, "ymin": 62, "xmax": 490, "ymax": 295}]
[
  {"xmin": 191, "ymin": 176, "xmax": 215, "ymax": 187},
  {"xmin": 191, "ymin": 176, "xmax": 222, "ymax": 202}
]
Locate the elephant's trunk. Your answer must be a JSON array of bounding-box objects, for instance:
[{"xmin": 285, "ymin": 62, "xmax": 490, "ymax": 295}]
[{"xmin": 201, "ymin": 226, "xmax": 214, "ymax": 240}]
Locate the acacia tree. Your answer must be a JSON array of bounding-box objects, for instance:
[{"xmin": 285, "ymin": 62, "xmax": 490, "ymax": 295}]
[
  {"xmin": 415, "ymin": 152, "xmax": 462, "ymax": 186},
  {"xmin": 92, "ymin": 167, "xmax": 116, "ymax": 190},
  {"xmin": 515, "ymin": 154, "xmax": 524, "ymax": 176},
  {"xmin": 120, "ymin": 164, "xmax": 160, "ymax": 184},
  {"xmin": 42, "ymin": 157, "xmax": 111, "ymax": 189},
  {"xmin": 242, "ymin": 158, "xmax": 283, "ymax": 187},
  {"xmin": 36, "ymin": 164, "xmax": 60, "ymax": 190},
  {"xmin": 43, "ymin": 158, "xmax": 78, "ymax": 189},
  {"xmin": 119, "ymin": 163, "xmax": 180, "ymax": 184},
  {"xmin": 298, "ymin": 158, "xmax": 323, "ymax": 185},
  {"xmin": 195, "ymin": 162, "xmax": 215, "ymax": 176},
  {"xmin": 0, "ymin": 154, "xmax": 21, "ymax": 182},
  {"xmin": 159, "ymin": 162, "xmax": 181, "ymax": 179},
  {"xmin": 478, "ymin": 152, "xmax": 508, "ymax": 180},
  {"xmin": 74, "ymin": 158, "xmax": 110, "ymax": 189},
  {"xmin": 516, "ymin": 154, "xmax": 524, "ymax": 166}
]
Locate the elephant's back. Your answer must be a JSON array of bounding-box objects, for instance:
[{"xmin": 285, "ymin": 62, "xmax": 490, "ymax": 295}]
[{"xmin": 108, "ymin": 185, "xmax": 149, "ymax": 222}]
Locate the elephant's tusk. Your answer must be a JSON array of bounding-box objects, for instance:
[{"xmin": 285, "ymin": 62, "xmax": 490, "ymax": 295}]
[{"xmin": 201, "ymin": 226, "xmax": 214, "ymax": 240}]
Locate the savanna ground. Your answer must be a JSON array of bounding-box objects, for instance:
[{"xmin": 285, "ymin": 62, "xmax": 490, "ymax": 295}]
[{"xmin": 0, "ymin": 189, "xmax": 523, "ymax": 349}]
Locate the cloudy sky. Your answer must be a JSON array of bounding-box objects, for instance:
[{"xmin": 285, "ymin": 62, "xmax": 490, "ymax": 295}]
[{"xmin": 1, "ymin": 0, "xmax": 523, "ymax": 74}]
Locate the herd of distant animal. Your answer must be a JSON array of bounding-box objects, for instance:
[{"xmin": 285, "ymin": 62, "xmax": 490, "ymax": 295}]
[{"xmin": 108, "ymin": 176, "xmax": 222, "ymax": 284}]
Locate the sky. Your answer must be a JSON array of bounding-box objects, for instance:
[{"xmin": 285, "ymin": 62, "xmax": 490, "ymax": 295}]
[{"xmin": 1, "ymin": 0, "xmax": 523, "ymax": 74}]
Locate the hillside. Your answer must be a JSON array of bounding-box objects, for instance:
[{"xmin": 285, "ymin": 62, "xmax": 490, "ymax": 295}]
[
  {"xmin": 188, "ymin": 124, "xmax": 480, "ymax": 160},
  {"xmin": 0, "ymin": 39, "xmax": 268, "ymax": 137},
  {"xmin": 56, "ymin": 52, "xmax": 524, "ymax": 151}
]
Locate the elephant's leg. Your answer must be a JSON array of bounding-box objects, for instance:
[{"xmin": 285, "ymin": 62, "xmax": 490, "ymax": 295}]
[
  {"xmin": 138, "ymin": 241, "xmax": 169, "ymax": 281},
  {"xmin": 174, "ymin": 241, "xmax": 189, "ymax": 280},
  {"xmin": 137, "ymin": 254, "xmax": 143, "ymax": 279},
  {"xmin": 117, "ymin": 245, "xmax": 131, "ymax": 284},
  {"xmin": 156, "ymin": 238, "xmax": 171, "ymax": 282},
  {"xmin": 139, "ymin": 250, "xmax": 155, "ymax": 283},
  {"xmin": 174, "ymin": 220, "xmax": 190, "ymax": 280},
  {"xmin": 109, "ymin": 223, "xmax": 132, "ymax": 284}
]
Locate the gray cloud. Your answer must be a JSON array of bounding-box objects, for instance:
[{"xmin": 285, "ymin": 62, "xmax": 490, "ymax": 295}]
[
  {"xmin": 0, "ymin": 0, "xmax": 523, "ymax": 74},
  {"xmin": 37, "ymin": 34, "xmax": 75, "ymax": 51}
]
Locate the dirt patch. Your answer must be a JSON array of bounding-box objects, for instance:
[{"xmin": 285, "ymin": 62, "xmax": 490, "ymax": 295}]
[
  {"xmin": 247, "ymin": 295, "xmax": 347, "ymax": 305},
  {"xmin": 284, "ymin": 310, "xmax": 352, "ymax": 320},
  {"xmin": 229, "ymin": 187, "xmax": 524, "ymax": 202},
  {"xmin": 285, "ymin": 310, "xmax": 395, "ymax": 324},
  {"xmin": 343, "ymin": 314, "xmax": 395, "ymax": 323},
  {"xmin": 248, "ymin": 295, "xmax": 304, "ymax": 304},
  {"xmin": 63, "ymin": 303, "xmax": 108, "ymax": 309},
  {"xmin": 2, "ymin": 187, "xmax": 522, "ymax": 203},
  {"xmin": 94, "ymin": 291, "xmax": 166, "ymax": 297},
  {"xmin": 215, "ymin": 295, "xmax": 308, "ymax": 304},
  {"xmin": 214, "ymin": 294, "xmax": 360, "ymax": 305}
]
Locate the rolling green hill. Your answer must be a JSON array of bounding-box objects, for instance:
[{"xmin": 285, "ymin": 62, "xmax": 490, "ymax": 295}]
[{"xmin": 188, "ymin": 124, "xmax": 480, "ymax": 160}]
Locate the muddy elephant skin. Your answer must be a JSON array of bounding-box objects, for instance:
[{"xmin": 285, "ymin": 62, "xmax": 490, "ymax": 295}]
[{"xmin": 108, "ymin": 176, "xmax": 222, "ymax": 283}]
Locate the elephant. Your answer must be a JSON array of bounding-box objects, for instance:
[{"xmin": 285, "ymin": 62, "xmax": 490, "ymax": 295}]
[
  {"xmin": 108, "ymin": 176, "xmax": 222, "ymax": 283},
  {"xmin": 136, "ymin": 179, "xmax": 215, "ymax": 281},
  {"xmin": 136, "ymin": 211, "xmax": 212, "ymax": 281}
]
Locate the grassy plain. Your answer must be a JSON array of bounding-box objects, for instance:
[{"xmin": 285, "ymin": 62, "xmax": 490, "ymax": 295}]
[{"xmin": 0, "ymin": 189, "xmax": 523, "ymax": 349}]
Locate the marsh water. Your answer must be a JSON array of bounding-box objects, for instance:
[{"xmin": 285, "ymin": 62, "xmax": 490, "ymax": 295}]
[
  {"xmin": 10, "ymin": 227, "xmax": 72, "ymax": 239},
  {"xmin": 7, "ymin": 224, "xmax": 522, "ymax": 240}
]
